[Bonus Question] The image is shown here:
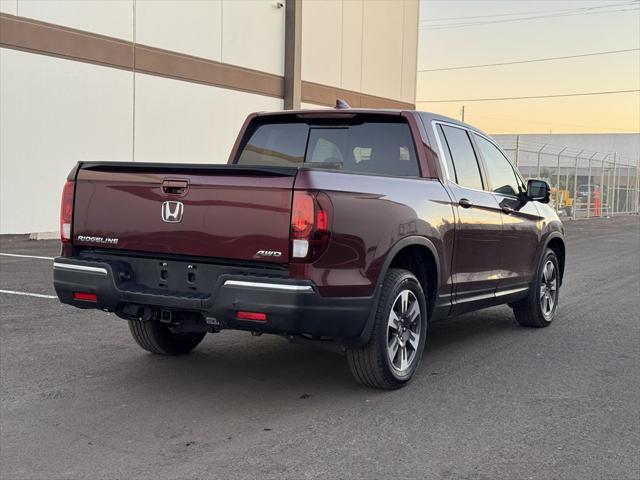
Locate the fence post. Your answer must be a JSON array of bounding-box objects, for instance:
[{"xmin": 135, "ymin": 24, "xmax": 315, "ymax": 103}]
[
  {"xmin": 636, "ymin": 159, "xmax": 640, "ymax": 214},
  {"xmin": 600, "ymin": 155, "xmax": 608, "ymax": 216},
  {"xmin": 572, "ymin": 150, "xmax": 583, "ymax": 220},
  {"xmin": 616, "ymin": 154, "xmax": 622, "ymax": 213},
  {"xmin": 537, "ymin": 144, "xmax": 546, "ymax": 178},
  {"xmin": 611, "ymin": 153, "xmax": 617, "ymax": 215},
  {"xmin": 608, "ymin": 160, "xmax": 613, "ymax": 214},
  {"xmin": 637, "ymin": 157, "xmax": 640, "ymax": 214},
  {"xmin": 624, "ymin": 163, "xmax": 631, "ymax": 213},
  {"xmin": 586, "ymin": 152, "xmax": 596, "ymax": 218},
  {"xmin": 555, "ymin": 147, "xmax": 566, "ymax": 213}
]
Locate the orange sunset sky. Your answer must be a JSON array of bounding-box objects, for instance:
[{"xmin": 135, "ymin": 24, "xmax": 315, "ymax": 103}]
[{"xmin": 416, "ymin": 0, "xmax": 640, "ymax": 134}]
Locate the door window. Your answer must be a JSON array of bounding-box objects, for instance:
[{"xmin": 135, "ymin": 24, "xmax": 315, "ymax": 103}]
[
  {"xmin": 440, "ymin": 125, "xmax": 483, "ymax": 190},
  {"xmin": 473, "ymin": 134, "xmax": 521, "ymax": 196}
]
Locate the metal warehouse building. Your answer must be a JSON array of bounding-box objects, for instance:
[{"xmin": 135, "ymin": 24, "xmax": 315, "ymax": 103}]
[{"xmin": 0, "ymin": 0, "xmax": 419, "ymax": 235}]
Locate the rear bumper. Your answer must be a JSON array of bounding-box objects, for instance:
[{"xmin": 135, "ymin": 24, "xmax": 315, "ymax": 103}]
[{"xmin": 53, "ymin": 256, "xmax": 371, "ymax": 339}]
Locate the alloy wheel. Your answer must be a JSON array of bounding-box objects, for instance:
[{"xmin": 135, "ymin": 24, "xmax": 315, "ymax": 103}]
[
  {"xmin": 387, "ymin": 289, "xmax": 421, "ymax": 373},
  {"xmin": 540, "ymin": 260, "xmax": 558, "ymax": 319}
]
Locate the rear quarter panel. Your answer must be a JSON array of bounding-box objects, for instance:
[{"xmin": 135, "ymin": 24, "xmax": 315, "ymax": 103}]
[{"xmin": 292, "ymin": 170, "xmax": 456, "ymax": 297}]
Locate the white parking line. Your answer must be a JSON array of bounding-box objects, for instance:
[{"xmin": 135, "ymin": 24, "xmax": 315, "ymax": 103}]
[
  {"xmin": 0, "ymin": 253, "xmax": 55, "ymax": 260},
  {"xmin": 0, "ymin": 289, "xmax": 56, "ymax": 299}
]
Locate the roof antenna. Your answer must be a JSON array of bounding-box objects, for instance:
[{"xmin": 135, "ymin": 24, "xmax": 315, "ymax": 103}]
[{"xmin": 335, "ymin": 99, "xmax": 351, "ymax": 109}]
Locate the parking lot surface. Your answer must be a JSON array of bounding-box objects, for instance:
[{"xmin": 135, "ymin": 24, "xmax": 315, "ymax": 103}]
[{"xmin": 1, "ymin": 217, "xmax": 639, "ymax": 479}]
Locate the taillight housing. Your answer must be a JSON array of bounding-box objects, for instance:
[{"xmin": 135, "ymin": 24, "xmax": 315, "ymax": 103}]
[
  {"xmin": 290, "ymin": 191, "xmax": 332, "ymax": 263},
  {"xmin": 60, "ymin": 180, "xmax": 75, "ymax": 243}
]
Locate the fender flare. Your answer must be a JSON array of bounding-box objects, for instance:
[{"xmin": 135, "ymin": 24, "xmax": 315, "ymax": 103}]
[
  {"xmin": 347, "ymin": 236, "xmax": 441, "ymax": 347},
  {"xmin": 541, "ymin": 231, "xmax": 566, "ymax": 283}
]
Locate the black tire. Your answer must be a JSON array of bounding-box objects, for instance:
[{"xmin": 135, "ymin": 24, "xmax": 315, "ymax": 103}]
[
  {"xmin": 128, "ymin": 320, "xmax": 206, "ymax": 355},
  {"xmin": 346, "ymin": 268, "xmax": 427, "ymax": 390},
  {"xmin": 512, "ymin": 248, "xmax": 560, "ymax": 328}
]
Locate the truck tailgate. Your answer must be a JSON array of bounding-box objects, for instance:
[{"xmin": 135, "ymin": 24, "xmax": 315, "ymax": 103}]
[{"xmin": 73, "ymin": 163, "xmax": 296, "ymax": 263}]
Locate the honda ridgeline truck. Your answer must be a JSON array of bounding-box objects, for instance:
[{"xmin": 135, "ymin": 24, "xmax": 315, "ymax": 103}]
[{"xmin": 53, "ymin": 107, "xmax": 565, "ymax": 389}]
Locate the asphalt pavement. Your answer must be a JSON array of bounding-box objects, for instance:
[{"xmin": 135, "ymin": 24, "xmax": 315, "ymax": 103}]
[{"xmin": 1, "ymin": 216, "xmax": 639, "ymax": 479}]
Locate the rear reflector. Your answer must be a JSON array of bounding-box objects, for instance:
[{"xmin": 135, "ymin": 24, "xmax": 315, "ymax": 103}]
[
  {"xmin": 236, "ymin": 311, "xmax": 267, "ymax": 322},
  {"xmin": 73, "ymin": 292, "xmax": 97, "ymax": 302}
]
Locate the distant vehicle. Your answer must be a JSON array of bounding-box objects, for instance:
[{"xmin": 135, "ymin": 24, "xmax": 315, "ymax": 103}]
[
  {"xmin": 550, "ymin": 188, "xmax": 574, "ymax": 216},
  {"xmin": 577, "ymin": 184, "xmax": 601, "ymax": 200},
  {"xmin": 53, "ymin": 107, "xmax": 566, "ymax": 389}
]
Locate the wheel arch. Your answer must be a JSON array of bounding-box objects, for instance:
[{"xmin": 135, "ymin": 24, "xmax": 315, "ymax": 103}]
[
  {"xmin": 348, "ymin": 236, "xmax": 441, "ymax": 347},
  {"xmin": 543, "ymin": 233, "xmax": 566, "ymax": 285}
]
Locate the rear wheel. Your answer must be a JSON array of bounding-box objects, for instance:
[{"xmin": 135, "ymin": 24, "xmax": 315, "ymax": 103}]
[
  {"xmin": 346, "ymin": 269, "xmax": 427, "ymax": 390},
  {"xmin": 128, "ymin": 320, "xmax": 205, "ymax": 355},
  {"xmin": 512, "ymin": 248, "xmax": 560, "ymax": 328}
]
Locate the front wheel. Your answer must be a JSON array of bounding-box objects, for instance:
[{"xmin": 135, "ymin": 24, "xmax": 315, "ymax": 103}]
[
  {"xmin": 512, "ymin": 248, "xmax": 560, "ymax": 328},
  {"xmin": 128, "ymin": 320, "xmax": 206, "ymax": 355},
  {"xmin": 346, "ymin": 269, "xmax": 427, "ymax": 390}
]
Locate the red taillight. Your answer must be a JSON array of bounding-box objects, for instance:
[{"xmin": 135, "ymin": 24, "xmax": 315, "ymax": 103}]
[
  {"xmin": 290, "ymin": 191, "xmax": 331, "ymax": 262},
  {"xmin": 73, "ymin": 292, "xmax": 97, "ymax": 302},
  {"xmin": 291, "ymin": 191, "xmax": 314, "ymax": 239},
  {"xmin": 60, "ymin": 180, "xmax": 75, "ymax": 243},
  {"xmin": 236, "ymin": 311, "xmax": 267, "ymax": 322}
]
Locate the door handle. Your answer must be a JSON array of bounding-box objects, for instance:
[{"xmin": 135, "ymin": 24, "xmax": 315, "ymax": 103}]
[
  {"xmin": 501, "ymin": 206, "xmax": 514, "ymax": 214},
  {"xmin": 162, "ymin": 179, "xmax": 189, "ymax": 195},
  {"xmin": 458, "ymin": 198, "xmax": 473, "ymax": 208}
]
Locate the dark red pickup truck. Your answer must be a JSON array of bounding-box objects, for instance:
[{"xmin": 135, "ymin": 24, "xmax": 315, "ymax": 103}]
[{"xmin": 53, "ymin": 108, "xmax": 565, "ymax": 389}]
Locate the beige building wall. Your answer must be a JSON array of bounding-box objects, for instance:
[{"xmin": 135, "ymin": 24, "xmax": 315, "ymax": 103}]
[
  {"xmin": 0, "ymin": 0, "xmax": 419, "ymax": 234},
  {"xmin": 0, "ymin": 48, "xmax": 134, "ymax": 234},
  {"xmin": 302, "ymin": 0, "xmax": 418, "ymax": 104}
]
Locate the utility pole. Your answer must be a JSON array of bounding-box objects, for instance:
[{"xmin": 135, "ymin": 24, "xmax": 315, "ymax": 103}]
[{"xmin": 460, "ymin": 105, "xmax": 465, "ymax": 122}]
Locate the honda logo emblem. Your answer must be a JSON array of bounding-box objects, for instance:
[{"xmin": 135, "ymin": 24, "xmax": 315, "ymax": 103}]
[{"xmin": 162, "ymin": 201, "xmax": 184, "ymax": 223}]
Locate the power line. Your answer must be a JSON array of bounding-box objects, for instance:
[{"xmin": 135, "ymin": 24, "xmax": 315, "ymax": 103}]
[
  {"xmin": 420, "ymin": 4, "xmax": 639, "ymax": 30},
  {"xmin": 419, "ymin": 1, "xmax": 636, "ymax": 23},
  {"xmin": 417, "ymin": 89, "xmax": 640, "ymax": 103},
  {"xmin": 421, "ymin": 3, "xmax": 639, "ymax": 29},
  {"xmin": 465, "ymin": 113, "xmax": 639, "ymax": 133},
  {"xmin": 418, "ymin": 48, "xmax": 640, "ymax": 73}
]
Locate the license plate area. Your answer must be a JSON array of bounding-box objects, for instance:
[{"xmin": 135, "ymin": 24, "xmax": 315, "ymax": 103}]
[{"xmin": 155, "ymin": 260, "xmax": 204, "ymax": 292}]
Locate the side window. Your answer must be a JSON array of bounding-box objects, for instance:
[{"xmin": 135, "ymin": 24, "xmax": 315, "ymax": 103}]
[
  {"xmin": 441, "ymin": 125, "xmax": 483, "ymax": 190},
  {"xmin": 436, "ymin": 125, "xmax": 457, "ymax": 182},
  {"xmin": 473, "ymin": 134, "xmax": 521, "ymax": 196}
]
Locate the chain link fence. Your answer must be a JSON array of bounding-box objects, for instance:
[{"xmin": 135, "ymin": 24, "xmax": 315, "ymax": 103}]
[{"xmin": 498, "ymin": 138, "xmax": 640, "ymax": 219}]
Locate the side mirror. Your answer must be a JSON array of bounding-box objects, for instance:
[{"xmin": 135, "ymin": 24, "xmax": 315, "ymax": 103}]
[{"xmin": 527, "ymin": 179, "xmax": 550, "ymax": 203}]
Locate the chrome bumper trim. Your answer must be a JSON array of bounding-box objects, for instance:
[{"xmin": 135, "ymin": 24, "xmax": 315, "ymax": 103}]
[
  {"xmin": 53, "ymin": 262, "xmax": 108, "ymax": 275},
  {"xmin": 223, "ymin": 280, "xmax": 313, "ymax": 292}
]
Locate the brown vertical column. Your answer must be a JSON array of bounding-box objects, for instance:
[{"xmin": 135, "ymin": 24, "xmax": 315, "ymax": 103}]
[{"xmin": 284, "ymin": 0, "xmax": 302, "ymax": 110}]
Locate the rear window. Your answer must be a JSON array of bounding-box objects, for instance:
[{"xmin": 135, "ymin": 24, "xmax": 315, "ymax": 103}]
[{"xmin": 235, "ymin": 117, "xmax": 420, "ymax": 177}]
